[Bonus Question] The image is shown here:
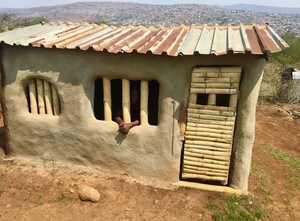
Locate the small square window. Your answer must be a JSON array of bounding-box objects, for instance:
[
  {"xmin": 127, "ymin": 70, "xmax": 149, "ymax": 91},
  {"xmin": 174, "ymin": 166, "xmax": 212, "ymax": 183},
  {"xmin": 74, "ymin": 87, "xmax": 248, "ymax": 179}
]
[
  {"xmin": 216, "ymin": 94, "xmax": 230, "ymax": 107},
  {"xmin": 196, "ymin": 93, "xmax": 208, "ymax": 105}
]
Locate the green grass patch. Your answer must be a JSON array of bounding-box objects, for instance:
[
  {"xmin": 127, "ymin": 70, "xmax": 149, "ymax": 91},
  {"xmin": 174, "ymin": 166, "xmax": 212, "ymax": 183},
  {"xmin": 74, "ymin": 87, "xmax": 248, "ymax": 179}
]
[
  {"xmin": 205, "ymin": 195, "xmax": 264, "ymax": 221},
  {"xmin": 270, "ymin": 148, "xmax": 300, "ymax": 169}
]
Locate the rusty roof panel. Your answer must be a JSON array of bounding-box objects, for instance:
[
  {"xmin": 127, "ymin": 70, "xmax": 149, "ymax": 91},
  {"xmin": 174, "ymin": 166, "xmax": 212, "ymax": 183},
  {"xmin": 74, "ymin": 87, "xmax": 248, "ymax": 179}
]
[{"xmin": 0, "ymin": 22, "xmax": 288, "ymax": 56}]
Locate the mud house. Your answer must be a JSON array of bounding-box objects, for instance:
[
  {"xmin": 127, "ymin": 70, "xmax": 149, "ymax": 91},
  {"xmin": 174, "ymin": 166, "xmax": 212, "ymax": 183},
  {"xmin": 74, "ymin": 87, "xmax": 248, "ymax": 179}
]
[{"xmin": 0, "ymin": 22, "xmax": 288, "ymax": 193}]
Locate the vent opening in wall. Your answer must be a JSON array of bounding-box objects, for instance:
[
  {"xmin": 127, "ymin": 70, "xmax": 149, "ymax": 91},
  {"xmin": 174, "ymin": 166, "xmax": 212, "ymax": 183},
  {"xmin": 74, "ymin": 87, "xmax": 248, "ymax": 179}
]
[
  {"xmin": 216, "ymin": 94, "xmax": 230, "ymax": 107},
  {"xmin": 94, "ymin": 78, "xmax": 159, "ymax": 125},
  {"xmin": 25, "ymin": 78, "xmax": 61, "ymax": 115},
  {"xmin": 196, "ymin": 93, "xmax": 208, "ymax": 105}
]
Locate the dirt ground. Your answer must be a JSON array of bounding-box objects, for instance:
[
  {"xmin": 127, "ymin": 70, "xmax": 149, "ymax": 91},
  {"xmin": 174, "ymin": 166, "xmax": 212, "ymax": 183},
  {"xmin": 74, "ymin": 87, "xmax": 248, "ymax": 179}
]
[{"xmin": 0, "ymin": 104, "xmax": 299, "ymax": 221}]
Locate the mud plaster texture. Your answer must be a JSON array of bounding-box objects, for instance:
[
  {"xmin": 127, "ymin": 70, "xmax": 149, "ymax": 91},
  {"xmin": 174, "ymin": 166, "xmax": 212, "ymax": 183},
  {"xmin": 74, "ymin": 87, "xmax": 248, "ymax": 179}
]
[{"xmin": 1, "ymin": 45, "xmax": 265, "ymax": 188}]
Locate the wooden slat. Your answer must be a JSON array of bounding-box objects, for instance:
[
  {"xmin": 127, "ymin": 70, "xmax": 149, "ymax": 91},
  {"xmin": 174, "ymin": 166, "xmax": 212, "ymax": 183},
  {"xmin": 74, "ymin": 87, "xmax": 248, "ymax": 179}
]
[
  {"xmin": 185, "ymin": 146, "xmax": 231, "ymax": 154},
  {"xmin": 184, "ymin": 156, "xmax": 230, "ymax": 166},
  {"xmin": 103, "ymin": 78, "xmax": 112, "ymax": 121},
  {"xmin": 229, "ymin": 94, "xmax": 238, "ymax": 109},
  {"xmin": 191, "ymin": 82, "xmax": 239, "ymax": 89},
  {"xmin": 192, "ymin": 67, "xmax": 241, "ymax": 73},
  {"xmin": 185, "ymin": 135, "xmax": 232, "ymax": 144},
  {"xmin": 220, "ymin": 72, "xmax": 241, "ymax": 78},
  {"xmin": 36, "ymin": 79, "xmax": 45, "ymax": 114},
  {"xmin": 51, "ymin": 84, "xmax": 60, "ymax": 116},
  {"xmin": 122, "ymin": 79, "xmax": 131, "ymax": 123},
  {"xmin": 207, "ymin": 94, "xmax": 216, "ymax": 106},
  {"xmin": 184, "ymin": 164, "xmax": 228, "ymax": 174},
  {"xmin": 192, "ymin": 72, "xmax": 241, "ymax": 79},
  {"xmin": 181, "ymin": 173, "xmax": 226, "ymax": 182},
  {"xmin": 184, "ymin": 150, "xmax": 231, "ymax": 160},
  {"xmin": 183, "ymin": 168, "xmax": 228, "ymax": 177},
  {"xmin": 192, "ymin": 72, "xmax": 220, "ymax": 78},
  {"xmin": 189, "ymin": 94, "xmax": 197, "ymax": 104},
  {"xmin": 29, "ymin": 79, "xmax": 38, "ymax": 114},
  {"xmin": 185, "ymin": 140, "xmax": 231, "ymax": 148},
  {"xmin": 190, "ymin": 88, "xmax": 238, "ymax": 94},
  {"xmin": 187, "ymin": 108, "xmax": 235, "ymax": 117},
  {"xmin": 185, "ymin": 131, "xmax": 232, "ymax": 139},
  {"xmin": 186, "ymin": 126, "xmax": 233, "ymax": 135},
  {"xmin": 187, "ymin": 117, "xmax": 234, "ymax": 126},
  {"xmin": 184, "ymin": 146, "xmax": 231, "ymax": 155},
  {"xmin": 140, "ymin": 80, "xmax": 149, "ymax": 125},
  {"xmin": 183, "ymin": 159, "xmax": 228, "ymax": 170},
  {"xmin": 184, "ymin": 150, "xmax": 230, "ymax": 161},
  {"xmin": 191, "ymin": 77, "xmax": 240, "ymax": 83},
  {"xmin": 192, "ymin": 67, "xmax": 220, "ymax": 73},
  {"xmin": 188, "ymin": 103, "xmax": 235, "ymax": 112},
  {"xmin": 187, "ymin": 122, "xmax": 233, "ymax": 131},
  {"xmin": 43, "ymin": 80, "xmax": 53, "ymax": 115},
  {"xmin": 187, "ymin": 113, "xmax": 235, "ymax": 122}
]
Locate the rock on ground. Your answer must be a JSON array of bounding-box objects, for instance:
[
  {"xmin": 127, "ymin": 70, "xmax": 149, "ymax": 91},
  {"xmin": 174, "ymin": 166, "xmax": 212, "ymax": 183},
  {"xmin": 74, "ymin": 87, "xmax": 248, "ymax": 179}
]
[{"xmin": 78, "ymin": 186, "xmax": 100, "ymax": 203}]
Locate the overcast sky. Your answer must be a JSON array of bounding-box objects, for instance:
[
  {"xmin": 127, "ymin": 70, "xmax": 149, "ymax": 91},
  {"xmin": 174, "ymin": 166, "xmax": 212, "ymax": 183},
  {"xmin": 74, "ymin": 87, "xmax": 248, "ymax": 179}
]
[{"xmin": 1, "ymin": 0, "xmax": 300, "ymax": 8}]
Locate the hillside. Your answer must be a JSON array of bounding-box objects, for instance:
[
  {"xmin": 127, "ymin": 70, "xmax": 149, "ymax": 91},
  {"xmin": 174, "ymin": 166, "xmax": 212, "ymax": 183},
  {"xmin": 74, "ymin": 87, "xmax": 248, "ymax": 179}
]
[
  {"xmin": 0, "ymin": 2, "xmax": 299, "ymax": 35},
  {"xmin": 223, "ymin": 4, "xmax": 300, "ymax": 14}
]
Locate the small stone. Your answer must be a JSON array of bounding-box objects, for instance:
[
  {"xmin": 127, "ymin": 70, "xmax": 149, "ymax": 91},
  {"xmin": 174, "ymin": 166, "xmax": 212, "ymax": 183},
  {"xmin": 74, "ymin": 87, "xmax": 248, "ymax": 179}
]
[
  {"xmin": 79, "ymin": 186, "xmax": 100, "ymax": 203},
  {"xmin": 69, "ymin": 188, "xmax": 75, "ymax": 193}
]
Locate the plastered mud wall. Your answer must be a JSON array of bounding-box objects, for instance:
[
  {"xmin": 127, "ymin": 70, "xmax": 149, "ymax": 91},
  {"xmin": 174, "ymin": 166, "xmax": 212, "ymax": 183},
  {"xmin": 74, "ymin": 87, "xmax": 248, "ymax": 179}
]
[{"xmin": 1, "ymin": 45, "xmax": 265, "ymax": 188}]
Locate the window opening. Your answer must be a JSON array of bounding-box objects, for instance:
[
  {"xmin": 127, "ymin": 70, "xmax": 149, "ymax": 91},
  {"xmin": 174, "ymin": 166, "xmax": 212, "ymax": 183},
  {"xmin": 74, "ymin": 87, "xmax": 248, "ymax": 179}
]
[
  {"xmin": 216, "ymin": 94, "xmax": 230, "ymax": 107},
  {"xmin": 94, "ymin": 78, "xmax": 159, "ymax": 126},
  {"xmin": 25, "ymin": 78, "xmax": 61, "ymax": 115},
  {"xmin": 196, "ymin": 93, "xmax": 208, "ymax": 105}
]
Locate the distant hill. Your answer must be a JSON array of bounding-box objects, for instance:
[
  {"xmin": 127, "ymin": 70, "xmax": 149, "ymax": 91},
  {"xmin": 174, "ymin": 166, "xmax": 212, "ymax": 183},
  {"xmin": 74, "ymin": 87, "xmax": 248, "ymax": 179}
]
[
  {"xmin": 223, "ymin": 4, "xmax": 300, "ymax": 14},
  {"xmin": 0, "ymin": 2, "xmax": 299, "ymax": 35}
]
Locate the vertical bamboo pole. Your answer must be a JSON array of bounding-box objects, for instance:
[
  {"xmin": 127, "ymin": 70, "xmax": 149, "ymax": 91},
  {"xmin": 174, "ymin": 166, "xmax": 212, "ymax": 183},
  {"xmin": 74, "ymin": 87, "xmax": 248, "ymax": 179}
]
[
  {"xmin": 43, "ymin": 80, "xmax": 53, "ymax": 115},
  {"xmin": 51, "ymin": 84, "xmax": 60, "ymax": 116},
  {"xmin": 103, "ymin": 78, "xmax": 112, "ymax": 121},
  {"xmin": 122, "ymin": 79, "xmax": 131, "ymax": 123},
  {"xmin": 36, "ymin": 79, "xmax": 45, "ymax": 114},
  {"xmin": 229, "ymin": 94, "xmax": 238, "ymax": 109},
  {"xmin": 189, "ymin": 94, "xmax": 197, "ymax": 104},
  {"xmin": 140, "ymin": 80, "xmax": 149, "ymax": 125},
  {"xmin": 208, "ymin": 94, "xmax": 216, "ymax": 106},
  {"xmin": 29, "ymin": 79, "xmax": 38, "ymax": 114}
]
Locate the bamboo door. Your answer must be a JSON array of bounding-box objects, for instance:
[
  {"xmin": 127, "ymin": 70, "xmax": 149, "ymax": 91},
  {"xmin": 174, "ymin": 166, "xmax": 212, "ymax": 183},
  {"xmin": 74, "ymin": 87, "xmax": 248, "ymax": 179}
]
[{"xmin": 182, "ymin": 67, "xmax": 241, "ymax": 185}]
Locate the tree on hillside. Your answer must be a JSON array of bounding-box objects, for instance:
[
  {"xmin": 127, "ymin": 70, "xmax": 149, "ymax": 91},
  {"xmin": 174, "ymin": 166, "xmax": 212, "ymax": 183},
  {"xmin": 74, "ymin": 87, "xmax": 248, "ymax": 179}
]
[
  {"xmin": 0, "ymin": 13, "xmax": 15, "ymax": 32},
  {"xmin": 0, "ymin": 14, "xmax": 48, "ymax": 33},
  {"xmin": 269, "ymin": 33, "xmax": 300, "ymax": 68}
]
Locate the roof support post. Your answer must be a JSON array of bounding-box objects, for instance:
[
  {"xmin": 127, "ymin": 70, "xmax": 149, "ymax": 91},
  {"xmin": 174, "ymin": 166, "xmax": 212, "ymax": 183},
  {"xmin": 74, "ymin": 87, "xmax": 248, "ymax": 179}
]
[{"xmin": 230, "ymin": 58, "xmax": 266, "ymax": 194}]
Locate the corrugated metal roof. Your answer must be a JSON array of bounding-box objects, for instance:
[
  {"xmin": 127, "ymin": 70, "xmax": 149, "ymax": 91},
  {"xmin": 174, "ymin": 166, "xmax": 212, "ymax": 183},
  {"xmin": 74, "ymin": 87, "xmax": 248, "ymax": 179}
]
[{"xmin": 0, "ymin": 22, "xmax": 288, "ymax": 56}]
